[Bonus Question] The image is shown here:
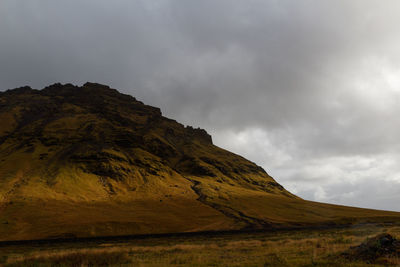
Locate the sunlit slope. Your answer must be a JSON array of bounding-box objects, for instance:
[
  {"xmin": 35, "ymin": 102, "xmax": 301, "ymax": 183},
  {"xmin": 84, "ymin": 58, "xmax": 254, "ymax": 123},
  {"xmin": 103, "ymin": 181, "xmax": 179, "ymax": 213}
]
[{"xmin": 0, "ymin": 83, "xmax": 399, "ymax": 241}]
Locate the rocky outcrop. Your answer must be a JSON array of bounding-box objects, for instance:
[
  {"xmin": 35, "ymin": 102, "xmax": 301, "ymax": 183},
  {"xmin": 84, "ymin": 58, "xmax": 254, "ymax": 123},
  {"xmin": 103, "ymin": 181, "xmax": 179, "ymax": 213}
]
[
  {"xmin": 185, "ymin": 126, "xmax": 212, "ymax": 144},
  {"xmin": 342, "ymin": 233, "xmax": 400, "ymax": 264}
]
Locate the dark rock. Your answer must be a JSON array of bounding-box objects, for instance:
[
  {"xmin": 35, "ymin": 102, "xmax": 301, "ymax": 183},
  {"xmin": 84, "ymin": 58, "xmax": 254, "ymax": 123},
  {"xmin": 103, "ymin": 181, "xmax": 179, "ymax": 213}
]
[
  {"xmin": 185, "ymin": 126, "xmax": 212, "ymax": 144},
  {"xmin": 342, "ymin": 233, "xmax": 400, "ymax": 263}
]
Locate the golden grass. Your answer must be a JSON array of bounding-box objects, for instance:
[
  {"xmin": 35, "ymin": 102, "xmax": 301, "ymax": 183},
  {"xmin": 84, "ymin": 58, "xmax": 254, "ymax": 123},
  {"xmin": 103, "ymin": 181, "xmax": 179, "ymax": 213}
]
[{"xmin": 2, "ymin": 224, "xmax": 400, "ymax": 266}]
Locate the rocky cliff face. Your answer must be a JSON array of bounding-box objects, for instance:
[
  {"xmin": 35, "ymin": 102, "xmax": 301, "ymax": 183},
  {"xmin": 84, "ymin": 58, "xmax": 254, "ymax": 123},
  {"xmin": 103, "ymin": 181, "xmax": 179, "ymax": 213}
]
[{"xmin": 0, "ymin": 83, "xmax": 399, "ymax": 241}]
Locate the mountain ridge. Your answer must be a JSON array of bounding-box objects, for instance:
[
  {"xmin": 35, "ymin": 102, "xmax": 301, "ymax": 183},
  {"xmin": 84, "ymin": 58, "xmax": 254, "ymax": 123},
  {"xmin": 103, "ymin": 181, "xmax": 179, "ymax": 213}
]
[{"xmin": 0, "ymin": 82, "xmax": 399, "ymax": 241}]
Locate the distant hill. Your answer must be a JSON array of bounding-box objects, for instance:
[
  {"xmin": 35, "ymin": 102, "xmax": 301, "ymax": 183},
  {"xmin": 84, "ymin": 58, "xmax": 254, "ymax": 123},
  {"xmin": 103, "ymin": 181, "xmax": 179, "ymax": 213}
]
[{"xmin": 0, "ymin": 82, "xmax": 399, "ymax": 241}]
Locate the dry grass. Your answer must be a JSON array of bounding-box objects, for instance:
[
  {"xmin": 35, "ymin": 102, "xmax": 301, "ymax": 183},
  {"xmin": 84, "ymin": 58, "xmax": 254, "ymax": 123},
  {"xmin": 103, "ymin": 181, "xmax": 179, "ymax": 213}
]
[{"xmin": 2, "ymin": 224, "xmax": 400, "ymax": 266}]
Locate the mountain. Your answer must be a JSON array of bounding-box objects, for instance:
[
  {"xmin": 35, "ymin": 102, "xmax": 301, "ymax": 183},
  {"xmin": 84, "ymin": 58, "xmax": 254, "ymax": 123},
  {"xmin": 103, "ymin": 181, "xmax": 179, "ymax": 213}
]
[{"xmin": 0, "ymin": 82, "xmax": 399, "ymax": 241}]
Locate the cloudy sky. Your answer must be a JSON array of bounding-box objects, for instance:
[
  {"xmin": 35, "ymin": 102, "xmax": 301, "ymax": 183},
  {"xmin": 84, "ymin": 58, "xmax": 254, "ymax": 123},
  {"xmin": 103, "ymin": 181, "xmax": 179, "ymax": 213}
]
[{"xmin": 2, "ymin": 0, "xmax": 400, "ymax": 211}]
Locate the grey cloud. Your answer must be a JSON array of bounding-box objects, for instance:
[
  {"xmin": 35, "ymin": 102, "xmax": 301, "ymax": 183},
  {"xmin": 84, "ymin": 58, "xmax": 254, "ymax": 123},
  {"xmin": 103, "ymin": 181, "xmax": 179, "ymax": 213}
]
[{"xmin": 1, "ymin": 0, "xmax": 400, "ymax": 210}]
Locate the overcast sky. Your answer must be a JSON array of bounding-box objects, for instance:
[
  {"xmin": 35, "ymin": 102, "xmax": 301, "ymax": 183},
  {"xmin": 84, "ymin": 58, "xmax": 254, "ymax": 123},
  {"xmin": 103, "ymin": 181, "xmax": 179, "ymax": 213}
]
[{"xmin": 2, "ymin": 0, "xmax": 400, "ymax": 211}]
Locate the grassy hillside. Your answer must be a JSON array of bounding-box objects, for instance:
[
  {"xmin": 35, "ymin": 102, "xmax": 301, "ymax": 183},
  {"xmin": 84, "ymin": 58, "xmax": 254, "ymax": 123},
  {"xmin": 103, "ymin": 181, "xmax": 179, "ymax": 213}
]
[{"xmin": 0, "ymin": 82, "xmax": 399, "ymax": 241}]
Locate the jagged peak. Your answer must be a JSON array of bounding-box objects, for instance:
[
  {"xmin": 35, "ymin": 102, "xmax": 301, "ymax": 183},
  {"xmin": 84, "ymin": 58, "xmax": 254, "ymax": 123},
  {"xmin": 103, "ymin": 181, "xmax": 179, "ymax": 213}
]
[
  {"xmin": 185, "ymin": 126, "xmax": 212, "ymax": 144},
  {"xmin": 4, "ymin": 85, "xmax": 35, "ymax": 95},
  {"xmin": 83, "ymin": 82, "xmax": 110, "ymax": 89}
]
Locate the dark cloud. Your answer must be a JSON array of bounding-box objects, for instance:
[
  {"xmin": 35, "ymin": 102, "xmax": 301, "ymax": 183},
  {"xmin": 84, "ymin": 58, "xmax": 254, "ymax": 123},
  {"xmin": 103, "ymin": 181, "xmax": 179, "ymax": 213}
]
[{"xmin": 1, "ymin": 0, "xmax": 400, "ymax": 211}]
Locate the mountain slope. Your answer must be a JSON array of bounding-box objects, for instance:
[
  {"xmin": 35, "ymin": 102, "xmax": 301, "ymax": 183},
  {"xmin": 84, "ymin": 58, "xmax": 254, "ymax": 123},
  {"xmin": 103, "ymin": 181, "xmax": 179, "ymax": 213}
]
[{"xmin": 0, "ymin": 83, "xmax": 399, "ymax": 241}]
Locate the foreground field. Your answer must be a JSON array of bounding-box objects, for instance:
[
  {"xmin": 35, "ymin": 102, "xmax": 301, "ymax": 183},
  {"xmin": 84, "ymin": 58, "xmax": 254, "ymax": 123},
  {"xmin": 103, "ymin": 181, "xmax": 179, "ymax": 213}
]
[{"xmin": 1, "ymin": 223, "xmax": 400, "ymax": 266}]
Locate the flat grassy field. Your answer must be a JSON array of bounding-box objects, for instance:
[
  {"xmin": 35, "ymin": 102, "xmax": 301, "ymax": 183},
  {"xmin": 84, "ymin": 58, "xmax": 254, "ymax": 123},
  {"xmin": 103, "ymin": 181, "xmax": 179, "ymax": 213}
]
[{"xmin": 1, "ymin": 223, "xmax": 400, "ymax": 266}]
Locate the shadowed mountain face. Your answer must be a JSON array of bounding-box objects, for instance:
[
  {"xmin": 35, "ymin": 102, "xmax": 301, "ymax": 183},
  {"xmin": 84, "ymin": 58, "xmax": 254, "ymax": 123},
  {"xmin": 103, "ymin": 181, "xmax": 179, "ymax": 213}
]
[{"xmin": 0, "ymin": 83, "xmax": 399, "ymax": 241}]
